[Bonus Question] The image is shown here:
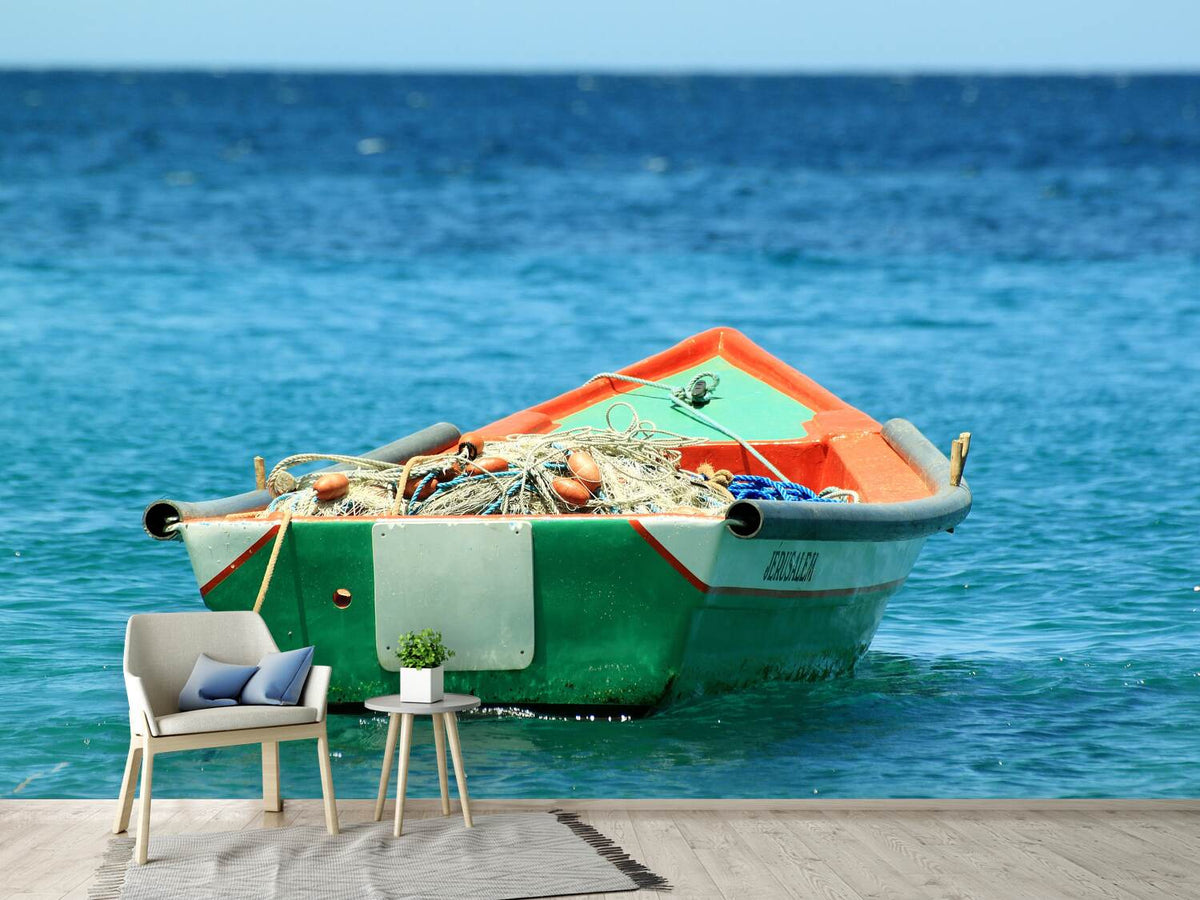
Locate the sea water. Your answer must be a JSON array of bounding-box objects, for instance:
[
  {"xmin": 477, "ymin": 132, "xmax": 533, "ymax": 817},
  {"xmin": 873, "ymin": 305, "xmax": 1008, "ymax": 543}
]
[{"xmin": 2, "ymin": 73, "xmax": 1198, "ymax": 798}]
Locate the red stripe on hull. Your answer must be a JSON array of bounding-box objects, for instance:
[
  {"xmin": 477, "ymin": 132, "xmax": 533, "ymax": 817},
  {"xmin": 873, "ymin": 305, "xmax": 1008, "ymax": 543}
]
[
  {"xmin": 629, "ymin": 520, "xmax": 711, "ymax": 593},
  {"xmin": 198, "ymin": 525, "xmax": 279, "ymax": 598}
]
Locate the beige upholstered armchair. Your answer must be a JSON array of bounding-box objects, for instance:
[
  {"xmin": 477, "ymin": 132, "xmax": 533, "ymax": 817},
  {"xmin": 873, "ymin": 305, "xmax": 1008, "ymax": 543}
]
[{"xmin": 115, "ymin": 611, "xmax": 339, "ymax": 864}]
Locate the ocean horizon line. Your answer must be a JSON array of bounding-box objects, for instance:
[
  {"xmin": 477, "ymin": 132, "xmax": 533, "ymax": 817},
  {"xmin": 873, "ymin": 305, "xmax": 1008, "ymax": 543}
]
[{"xmin": 2, "ymin": 64, "xmax": 1200, "ymax": 79}]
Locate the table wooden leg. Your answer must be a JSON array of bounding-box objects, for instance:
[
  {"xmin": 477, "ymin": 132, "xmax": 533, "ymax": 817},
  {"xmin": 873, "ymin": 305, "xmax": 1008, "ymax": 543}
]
[
  {"xmin": 374, "ymin": 713, "xmax": 400, "ymax": 821},
  {"xmin": 393, "ymin": 713, "xmax": 413, "ymax": 837},
  {"xmin": 443, "ymin": 712, "xmax": 473, "ymax": 828},
  {"xmin": 431, "ymin": 713, "xmax": 451, "ymax": 816}
]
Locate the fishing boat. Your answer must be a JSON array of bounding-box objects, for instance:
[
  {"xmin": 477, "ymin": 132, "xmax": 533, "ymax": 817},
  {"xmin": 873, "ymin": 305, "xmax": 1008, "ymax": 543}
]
[{"xmin": 144, "ymin": 328, "xmax": 972, "ymax": 708}]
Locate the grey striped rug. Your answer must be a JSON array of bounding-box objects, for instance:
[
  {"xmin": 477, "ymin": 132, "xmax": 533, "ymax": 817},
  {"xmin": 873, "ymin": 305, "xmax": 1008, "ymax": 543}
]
[{"xmin": 89, "ymin": 811, "xmax": 669, "ymax": 899}]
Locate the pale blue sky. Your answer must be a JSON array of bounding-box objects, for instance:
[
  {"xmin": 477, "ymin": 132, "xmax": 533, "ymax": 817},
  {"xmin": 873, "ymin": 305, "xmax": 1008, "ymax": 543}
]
[{"xmin": 2, "ymin": 0, "xmax": 1198, "ymax": 72}]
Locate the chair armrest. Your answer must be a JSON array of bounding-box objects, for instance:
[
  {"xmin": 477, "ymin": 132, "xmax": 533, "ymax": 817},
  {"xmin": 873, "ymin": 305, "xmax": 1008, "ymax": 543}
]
[
  {"xmin": 124, "ymin": 673, "xmax": 161, "ymax": 737},
  {"xmin": 301, "ymin": 665, "xmax": 332, "ymax": 721}
]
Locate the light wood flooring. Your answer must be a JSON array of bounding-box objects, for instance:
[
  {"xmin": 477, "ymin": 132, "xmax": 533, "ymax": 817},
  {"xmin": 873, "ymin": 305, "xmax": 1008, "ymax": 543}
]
[{"xmin": 3, "ymin": 799, "xmax": 1199, "ymax": 899}]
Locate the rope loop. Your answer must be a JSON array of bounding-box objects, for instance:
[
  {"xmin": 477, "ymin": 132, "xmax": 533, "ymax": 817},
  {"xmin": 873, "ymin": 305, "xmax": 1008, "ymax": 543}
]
[
  {"xmin": 588, "ymin": 371, "xmax": 787, "ymax": 481},
  {"xmin": 589, "ymin": 371, "xmax": 720, "ymax": 408}
]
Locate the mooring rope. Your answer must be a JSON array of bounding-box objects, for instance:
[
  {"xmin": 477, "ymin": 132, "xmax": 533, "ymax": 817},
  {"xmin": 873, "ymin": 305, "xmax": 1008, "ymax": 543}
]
[
  {"xmin": 586, "ymin": 371, "xmax": 793, "ymax": 482},
  {"xmin": 588, "ymin": 370, "xmax": 723, "ymax": 407},
  {"xmin": 252, "ymin": 508, "xmax": 292, "ymax": 614}
]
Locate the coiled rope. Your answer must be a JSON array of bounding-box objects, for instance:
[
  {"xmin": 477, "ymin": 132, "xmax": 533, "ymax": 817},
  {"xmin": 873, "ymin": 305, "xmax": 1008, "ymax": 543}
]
[
  {"xmin": 264, "ymin": 454, "xmax": 403, "ymax": 497},
  {"xmin": 727, "ymin": 474, "xmax": 858, "ymax": 504}
]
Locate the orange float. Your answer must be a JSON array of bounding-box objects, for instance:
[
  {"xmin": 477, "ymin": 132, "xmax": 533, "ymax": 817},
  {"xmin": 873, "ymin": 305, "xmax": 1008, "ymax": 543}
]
[
  {"xmin": 313, "ymin": 473, "xmax": 350, "ymax": 502},
  {"xmin": 551, "ymin": 476, "xmax": 592, "ymax": 509},
  {"xmin": 438, "ymin": 460, "xmax": 464, "ymax": 481},
  {"xmin": 403, "ymin": 476, "xmax": 439, "ymax": 501},
  {"xmin": 567, "ymin": 450, "xmax": 602, "ymax": 494},
  {"xmin": 458, "ymin": 432, "xmax": 484, "ymax": 460},
  {"xmin": 466, "ymin": 456, "xmax": 510, "ymax": 476}
]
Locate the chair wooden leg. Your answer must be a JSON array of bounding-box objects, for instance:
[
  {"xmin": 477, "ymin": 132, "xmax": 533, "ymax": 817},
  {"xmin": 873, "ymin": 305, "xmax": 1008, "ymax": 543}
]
[
  {"xmin": 262, "ymin": 741, "xmax": 281, "ymax": 813},
  {"xmin": 317, "ymin": 726, "xmax": 339, "ymax": 835},
  {"xmin": 373, "ymin": 713, "xmax": 400, "ymax": 822},
  {"xmin": 431, "ymin": 713, "xmax": 451, "ymax": 816},
  {"xmin": 113, "ymin": 739, "xmax": 142, "ymax": 834},
  {"xmin": 392, "ymin": 713, "xmax": 413, "ymax": 837},
  {"xmin": 134, "ymin": 738, "xmax": 154, "ymax": 864},
  {"xmin": 443, "ymin": 713, "xmax": 473, "ymax": 828}
]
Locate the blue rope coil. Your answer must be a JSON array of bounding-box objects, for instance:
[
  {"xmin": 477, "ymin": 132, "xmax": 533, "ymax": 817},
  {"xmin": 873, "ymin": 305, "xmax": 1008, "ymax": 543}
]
[{"xmin": 727, "ymin": 474, "xmax": 834, "ymax": 503}]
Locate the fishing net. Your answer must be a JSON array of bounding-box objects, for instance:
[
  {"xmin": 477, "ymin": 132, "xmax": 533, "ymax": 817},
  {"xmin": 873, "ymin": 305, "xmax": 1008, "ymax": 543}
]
[
  {"xmin": 257, "ymin": 402, "xmax": 857, "ymax": 520},
  {"xmin": 260, "ymin": 404, "xmax": 736, "ymax": 519}
]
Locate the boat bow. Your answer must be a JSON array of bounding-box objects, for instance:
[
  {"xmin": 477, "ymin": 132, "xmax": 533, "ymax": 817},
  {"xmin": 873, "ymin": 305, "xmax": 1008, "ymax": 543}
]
[{"xmin": 725, "ymin": 418, "xmax": 972, "ymax": 541}]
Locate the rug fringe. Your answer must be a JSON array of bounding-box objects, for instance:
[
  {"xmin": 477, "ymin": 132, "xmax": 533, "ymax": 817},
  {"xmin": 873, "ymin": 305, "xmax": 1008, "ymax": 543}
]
[
  {"xmin": 87, "ymin": 837, "xmax": 134, "ymax": 900},
  {"xmin": 551, "ymin": 809, "xmax": 672, "ymax": 892}
]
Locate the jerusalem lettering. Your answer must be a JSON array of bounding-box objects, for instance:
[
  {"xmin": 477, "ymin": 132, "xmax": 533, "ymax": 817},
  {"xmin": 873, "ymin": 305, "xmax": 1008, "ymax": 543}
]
[{"xmin": 761, "ymin": 550, "xmax": 819, "ymax": 583}]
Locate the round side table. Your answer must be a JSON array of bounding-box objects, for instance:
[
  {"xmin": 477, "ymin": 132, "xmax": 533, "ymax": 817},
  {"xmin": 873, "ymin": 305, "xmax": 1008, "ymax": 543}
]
[{"xmin": 365, "ymin": 693, "xmax": 481, "ymax": 837}]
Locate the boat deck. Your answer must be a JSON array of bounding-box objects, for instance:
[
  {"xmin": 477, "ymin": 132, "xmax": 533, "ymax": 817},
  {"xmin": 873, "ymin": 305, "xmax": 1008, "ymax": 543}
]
[{"xmin": 4, "ymin": 799, "xmax": 1199, "ymax": 899}]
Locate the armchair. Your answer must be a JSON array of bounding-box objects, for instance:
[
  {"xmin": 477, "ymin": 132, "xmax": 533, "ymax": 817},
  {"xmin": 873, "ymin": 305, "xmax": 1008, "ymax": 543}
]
[{"xmin": 114, "ymin": 611, "xmax": 338, "ymax": 864}]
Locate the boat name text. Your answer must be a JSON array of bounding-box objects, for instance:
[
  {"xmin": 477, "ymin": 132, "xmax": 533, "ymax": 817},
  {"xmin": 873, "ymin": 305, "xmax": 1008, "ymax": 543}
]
[{"xmin": 762, "ymin": 550, "xmax": 819, "ymax": 583}]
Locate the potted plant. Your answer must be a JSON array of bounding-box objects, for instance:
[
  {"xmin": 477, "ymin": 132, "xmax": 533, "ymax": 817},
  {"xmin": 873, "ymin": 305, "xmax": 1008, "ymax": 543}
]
[{"xmin": 396, "ymin": 628, "xmax": 455, "ymax": 703}]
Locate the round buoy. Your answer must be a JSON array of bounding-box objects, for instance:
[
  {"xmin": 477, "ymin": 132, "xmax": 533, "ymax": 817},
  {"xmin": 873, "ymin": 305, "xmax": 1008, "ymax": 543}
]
[
  {"xmin": 403, "ymin": 476, "xmax": 439, "ymax": 501},
  {"xmin": 567, "ymin": 450, "xmax": 602, "ymax": 494},
  {"xmin": 313, "ymin": 473, "xmax": 350, "ymax": 503},
  {"xmin": 458, "ymin": 432, "xmax": 485, "ymax": 460},
  {"xmin": 438, "ymin": 460, "xmax": 464, "ymax": 482},
  {"xmin": 552, "ymin": 476, "xmax": 592, "ymax": 509},
  {"xmin": 466, "ymin": 456, "xmax": 510, "ymax": 476}
]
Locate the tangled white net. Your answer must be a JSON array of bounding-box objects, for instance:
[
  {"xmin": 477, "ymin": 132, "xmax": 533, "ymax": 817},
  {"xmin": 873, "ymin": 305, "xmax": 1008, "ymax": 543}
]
[{"xmin": 259, "ymin": 404, "xmax": 735, "ymax": 519}]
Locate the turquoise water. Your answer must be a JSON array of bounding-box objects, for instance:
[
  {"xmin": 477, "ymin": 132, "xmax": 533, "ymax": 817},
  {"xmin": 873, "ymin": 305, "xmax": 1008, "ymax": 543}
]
[{"xmin": 3, "ymin": 73, "xmax": 1199, "ymax": 799}]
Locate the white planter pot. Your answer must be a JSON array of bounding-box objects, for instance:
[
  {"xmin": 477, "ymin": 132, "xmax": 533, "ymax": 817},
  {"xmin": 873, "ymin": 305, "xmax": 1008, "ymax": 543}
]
[{"xmin": 400, "ymin": 666, "xmax": 444, "ymax": 703}]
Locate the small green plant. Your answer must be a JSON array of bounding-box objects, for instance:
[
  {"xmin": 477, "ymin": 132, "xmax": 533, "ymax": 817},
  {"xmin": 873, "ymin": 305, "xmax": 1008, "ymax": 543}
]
[{"xmin": 395, "ymin": 628, "xmax": 455, "ymax": 669}]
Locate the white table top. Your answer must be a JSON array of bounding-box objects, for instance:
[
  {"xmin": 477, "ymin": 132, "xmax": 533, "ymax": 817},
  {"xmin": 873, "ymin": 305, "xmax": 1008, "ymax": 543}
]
[{"xmin": 364, "ymin": 693, "xmax": 481, "ymax": 715}]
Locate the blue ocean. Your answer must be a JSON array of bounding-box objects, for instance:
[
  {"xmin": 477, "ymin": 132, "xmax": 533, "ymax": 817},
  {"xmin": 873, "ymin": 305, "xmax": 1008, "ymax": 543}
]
[{"xmin": 2, "ymin": 72, "xmax": 1198, "ymax": 799}]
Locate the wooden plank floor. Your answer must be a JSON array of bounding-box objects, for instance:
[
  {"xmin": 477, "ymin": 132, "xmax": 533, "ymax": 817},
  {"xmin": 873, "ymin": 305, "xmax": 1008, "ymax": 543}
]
[{"xmin": 3, "ymin": 799, "xmax": 1200, "ymax": 899}]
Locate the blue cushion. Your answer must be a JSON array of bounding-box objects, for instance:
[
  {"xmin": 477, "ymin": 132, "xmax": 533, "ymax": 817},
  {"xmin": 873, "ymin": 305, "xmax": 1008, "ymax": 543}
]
[
  {"xmin": 178, "ymin": 654, "xmax": 259, "ymax": 712},
  {"xmin": 240, "ymin": 646, "xmax": 315, "ymax": 706}
]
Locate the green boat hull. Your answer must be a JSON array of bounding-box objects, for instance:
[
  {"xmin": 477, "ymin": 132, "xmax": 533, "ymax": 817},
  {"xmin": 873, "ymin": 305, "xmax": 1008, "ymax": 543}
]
[{"xmin": 190, "ymin": 516, "xmax": 915, "ymax": 707}]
